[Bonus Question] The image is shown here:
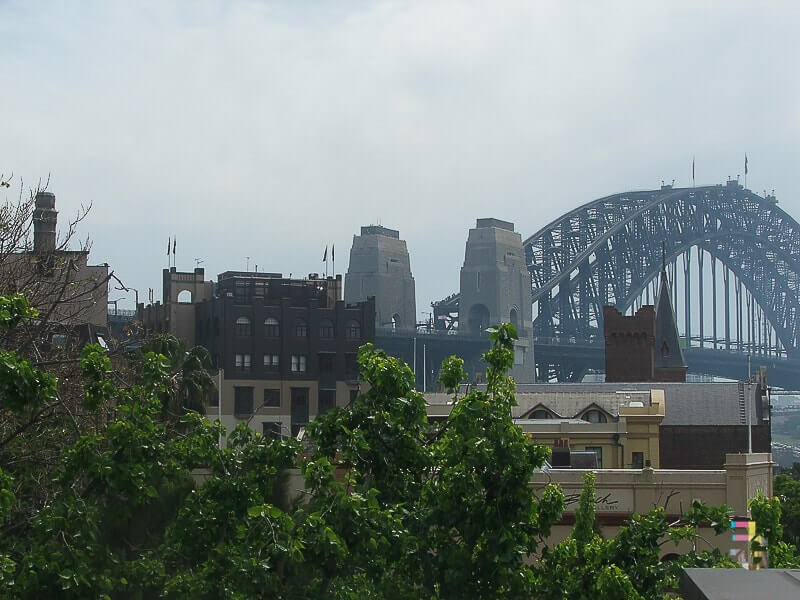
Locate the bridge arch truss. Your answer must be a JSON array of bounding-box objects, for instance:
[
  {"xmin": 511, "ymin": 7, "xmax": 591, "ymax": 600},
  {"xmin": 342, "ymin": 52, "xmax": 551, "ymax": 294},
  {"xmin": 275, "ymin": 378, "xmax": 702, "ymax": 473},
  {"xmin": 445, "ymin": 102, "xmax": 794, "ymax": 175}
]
[{"xmin": 523, "ymin": 182, "xmax": 800, "ymax": 376}]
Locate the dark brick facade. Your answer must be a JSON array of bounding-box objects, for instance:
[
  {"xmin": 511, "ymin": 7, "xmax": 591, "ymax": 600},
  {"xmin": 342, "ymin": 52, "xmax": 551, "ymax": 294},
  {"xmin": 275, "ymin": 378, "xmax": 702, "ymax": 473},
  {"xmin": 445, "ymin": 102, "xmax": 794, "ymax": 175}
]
[
  {"xmin": 659, "ymin": 425, "xmax": 771, "ymax": 469},
  {"xmin": 194, "ymin": 273, "xmax": 375, "ymax": 382},
  {"xmin": 604, "ymin": 305, "xmax": 655, "ymax": 382}
]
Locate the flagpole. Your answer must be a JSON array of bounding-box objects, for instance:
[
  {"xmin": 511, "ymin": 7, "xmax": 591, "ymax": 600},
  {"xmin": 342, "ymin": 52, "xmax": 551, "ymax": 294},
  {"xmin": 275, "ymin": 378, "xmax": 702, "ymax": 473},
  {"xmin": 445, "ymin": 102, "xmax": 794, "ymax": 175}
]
[
  {"xmin": 744, "ymin": 153, "xmax": 748, "ymax": 190},
  {"xmin": 692, "ymin": 156, "xmax": 695, "ymax": 188},
  {"xmin": 332, "ymin": 244, "xmax": 335, "ymax": 278}
]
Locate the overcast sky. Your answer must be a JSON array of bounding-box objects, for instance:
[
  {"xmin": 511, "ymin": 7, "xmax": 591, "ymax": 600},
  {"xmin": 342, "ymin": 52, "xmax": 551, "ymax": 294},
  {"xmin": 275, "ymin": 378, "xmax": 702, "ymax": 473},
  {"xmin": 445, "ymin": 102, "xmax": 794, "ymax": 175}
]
[{"xmin": 2, "ymin": 1, "xmax": 799, "ymax": 316}]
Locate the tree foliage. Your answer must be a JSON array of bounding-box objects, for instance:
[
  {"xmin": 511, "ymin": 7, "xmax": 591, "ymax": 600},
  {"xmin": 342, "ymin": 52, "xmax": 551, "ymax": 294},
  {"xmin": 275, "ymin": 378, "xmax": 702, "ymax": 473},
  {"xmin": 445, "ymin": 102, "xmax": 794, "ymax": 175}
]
[
  {"xmin": 774, "ymin": 463, "xmax": 800, "ymax": 547},
  {"xmin": 2, "ymin": 303, "xmax": 799, "ymax": 597}
]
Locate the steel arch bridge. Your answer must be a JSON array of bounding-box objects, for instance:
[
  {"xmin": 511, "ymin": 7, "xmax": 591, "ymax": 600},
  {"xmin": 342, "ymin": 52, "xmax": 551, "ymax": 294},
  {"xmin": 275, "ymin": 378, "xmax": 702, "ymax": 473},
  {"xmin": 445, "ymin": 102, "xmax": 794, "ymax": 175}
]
[{"xmin": 524, "ymin": 180, "xmax": 800, "ymax": 383}]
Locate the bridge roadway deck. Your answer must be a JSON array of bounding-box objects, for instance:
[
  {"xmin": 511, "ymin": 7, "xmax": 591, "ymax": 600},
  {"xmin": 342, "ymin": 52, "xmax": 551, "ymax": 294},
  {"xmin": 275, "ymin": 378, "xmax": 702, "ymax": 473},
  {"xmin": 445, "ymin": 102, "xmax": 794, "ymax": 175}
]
[{"xmin": 375, "ymin": 331, "xmax": 800, "ymax": 389}]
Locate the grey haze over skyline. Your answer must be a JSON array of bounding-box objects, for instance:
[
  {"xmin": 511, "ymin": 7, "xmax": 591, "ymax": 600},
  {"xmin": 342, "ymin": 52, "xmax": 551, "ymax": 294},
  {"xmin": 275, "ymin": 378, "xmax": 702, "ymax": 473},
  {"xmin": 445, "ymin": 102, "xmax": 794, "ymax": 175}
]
[{"xmin": 2, "ymin": 1, "xmax": 799, "ymax": 317}]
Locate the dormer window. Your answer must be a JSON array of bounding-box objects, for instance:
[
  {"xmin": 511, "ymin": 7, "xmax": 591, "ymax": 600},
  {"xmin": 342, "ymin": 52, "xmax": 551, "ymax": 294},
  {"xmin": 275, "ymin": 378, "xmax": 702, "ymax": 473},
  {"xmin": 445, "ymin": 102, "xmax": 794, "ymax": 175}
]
[{"xmin": 581, "ymin": 409, "xmax": 608, "ymax": 424}]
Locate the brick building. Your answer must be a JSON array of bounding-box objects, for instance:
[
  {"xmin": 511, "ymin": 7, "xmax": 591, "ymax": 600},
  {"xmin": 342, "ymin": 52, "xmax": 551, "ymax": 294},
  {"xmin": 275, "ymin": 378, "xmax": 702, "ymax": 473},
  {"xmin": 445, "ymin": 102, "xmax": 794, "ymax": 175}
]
[
  {"xmin": 4, "ymin": 191, "xmax": 109, "ymax": 346},
  {"xmin": 140, "ymin": 269, "xmax": 375, "ymax": 438},
  {"xmin": 604, "ymin": 263, "xmax": 687, "ymax": 383},
  {"xmin": 599, "ymin": 263, "xmax": 769, "ymax": 468}
]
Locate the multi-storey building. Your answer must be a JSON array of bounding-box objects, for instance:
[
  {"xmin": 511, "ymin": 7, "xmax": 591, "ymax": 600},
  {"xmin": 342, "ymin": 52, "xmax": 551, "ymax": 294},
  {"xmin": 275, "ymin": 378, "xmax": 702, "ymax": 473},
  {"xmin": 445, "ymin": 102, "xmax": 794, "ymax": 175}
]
[
  {"xmin": 141, "ymin": 268, "xmax": 375, "ymax": 438},
  {"xmin": 3, "ymin": 191, "xmax": 109, "ymax": 346}
]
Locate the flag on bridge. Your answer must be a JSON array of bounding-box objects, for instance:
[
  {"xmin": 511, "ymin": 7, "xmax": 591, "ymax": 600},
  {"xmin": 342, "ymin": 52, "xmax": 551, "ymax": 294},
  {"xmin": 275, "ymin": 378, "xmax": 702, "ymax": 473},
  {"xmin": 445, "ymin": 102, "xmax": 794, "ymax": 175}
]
[{"xmin": 745, "ymin": 153, "xmax": 748, "ymax": 175}]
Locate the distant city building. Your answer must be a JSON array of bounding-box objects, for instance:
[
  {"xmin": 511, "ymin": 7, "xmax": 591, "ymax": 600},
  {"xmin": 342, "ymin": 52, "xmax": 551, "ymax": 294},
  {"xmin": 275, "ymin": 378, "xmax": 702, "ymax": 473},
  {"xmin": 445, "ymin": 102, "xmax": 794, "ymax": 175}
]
[
  {"xmin": 4, "ymin": 191, "xmax": 109, "ymax": 346},
  {"xmin": 140, "ymin": 267, "xmax": 213, "ymax": 347},
  {"xmin": 345, "ymin": 225, "xmax": 416, "ymax": 332},
  {"xmin": 140, "ymin": 269, "xmax": 375, "ymax": 437}
]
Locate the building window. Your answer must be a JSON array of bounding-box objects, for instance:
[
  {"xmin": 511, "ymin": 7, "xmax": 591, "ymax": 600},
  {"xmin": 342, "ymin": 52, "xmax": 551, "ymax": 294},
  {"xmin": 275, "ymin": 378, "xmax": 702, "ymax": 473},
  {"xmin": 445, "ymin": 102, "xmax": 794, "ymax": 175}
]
[
  {"xmin": 234, "ymin": 386, "xmax": 253, "ymax": 417},
  {"xmin": 263, "ymin": 354, "xmax": 280, "ymax": 371},
  {"xmin": 318, "ymin": 389, "xmax": 336, "ymax": 415},
  {"xmin": 318, "ymin": 352, "xmax": 336, "ymax": 372},
  {"xmin": 581, "ymin": 409, "xmax": 607, "ymax": 424},
  {"xmin": 631, "ymin": 452, "xmax": 644, "ymax": 469},
  {"xmin": 291, "ymin": 387, "xmax": 309, "ymax": 437},
  {"xmin": 295, "ymin": 318, "xmax": 308, "ymax": 338},
  {"xmin": 319, "ymin": 319, "xmax": 335, "ymax": 339},
  {"xmin": 263, "ymin": 389, "xmax": 280, "ymax": 407},
  {"xmin": 345, "ymin": 320, "xmax": 361, "ymax": 339},
  {"xmin": 291, "ymin": 355, "xmax": 307, "ymax": 373},
  {"xmin": 235, "ymin": 353, "xmax": 251, "ymax": 372},
  {"xmin": 349, "ymin": 389, "xmax": 359, "ymax": 403},
  {"xmin": 531, "ymin": 410, "xmax": 552, "ymax": 419},
  {"xmin": 586, "ymin": 446, "xmax": 603, "ymax": 469},
  {"xmin": 234, "ymin": 316, "xmax": 252, "ymax": 336},
  {"xmin": 234, "ymin": 281, "xmax": 248, "ymax": 302},
  {"xmin": 344, "ymin": 353, "xmax": 358, "ymax": 378},
  {"xmin": 254, "ymin": 282, "xmax": 265, "ymax": 297},
  {"xmin": 262, "ymin": 421, "xmax": 282, "ymax": 439},
  {"xmin": 264, "ymin": 317, "xmax": 280, "ymax": 337}
]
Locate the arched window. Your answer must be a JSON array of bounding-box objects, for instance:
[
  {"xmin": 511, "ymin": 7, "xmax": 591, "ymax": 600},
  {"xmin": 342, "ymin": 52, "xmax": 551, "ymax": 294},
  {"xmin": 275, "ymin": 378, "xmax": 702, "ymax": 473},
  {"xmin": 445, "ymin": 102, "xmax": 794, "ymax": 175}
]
[
  {"xmin": 264, "ymin": 317, "xmax": 280, "ymax": 337},
  {"xmin": 346, "ymin": 320, "xmax": 361, "ymax": 339},
  {"xmin": 234, "ymin": 316, "xmax": 252, "ymax": 336},
  {"xmin": 391, "ymin": 313, "xmax": 401, "ymax": 330},
  {"xmin": 510, "ymin": 307, "xmax": 519, "ymax": 329},
  {"xmin": 319, "ymin": 319, "xmax": 334, "ymax": 338},
  {"xmin": 581, "ymin": 409, "xmax": 608, "ymax": 424},
  {"xmin": 295, "ymin": 318, "xmax": 308, "ymax": 338},
  {"xmin": 177, "ymin": 289, "xmax": 192, "ymax": 303},
  {"xmin": 531, "ymin": 410, "xmax": 552, "ymax": 419}
]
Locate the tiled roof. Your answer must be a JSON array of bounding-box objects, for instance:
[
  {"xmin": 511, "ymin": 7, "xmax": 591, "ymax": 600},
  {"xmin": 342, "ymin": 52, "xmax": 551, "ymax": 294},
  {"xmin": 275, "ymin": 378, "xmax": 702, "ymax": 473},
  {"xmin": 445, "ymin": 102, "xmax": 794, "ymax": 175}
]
[{"xmin": 431, "ymin": 381, "xmax": 761, "ymax": 426}]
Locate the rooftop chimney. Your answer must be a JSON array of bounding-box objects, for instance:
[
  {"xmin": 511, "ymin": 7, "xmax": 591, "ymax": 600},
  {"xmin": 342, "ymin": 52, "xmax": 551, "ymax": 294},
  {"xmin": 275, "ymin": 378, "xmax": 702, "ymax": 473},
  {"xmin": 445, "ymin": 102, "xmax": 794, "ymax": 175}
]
[{"xmin": 33, "ymin": 192, "xmax": 57, "ymax": 253}]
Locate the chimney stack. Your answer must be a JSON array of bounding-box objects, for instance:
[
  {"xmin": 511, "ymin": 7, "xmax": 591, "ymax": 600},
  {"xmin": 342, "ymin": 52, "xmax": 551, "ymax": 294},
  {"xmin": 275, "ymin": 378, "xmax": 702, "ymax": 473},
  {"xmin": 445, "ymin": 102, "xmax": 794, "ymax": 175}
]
[{"xmin": 33, "ymin": 192, "xmax": 57, "ymax": 253}]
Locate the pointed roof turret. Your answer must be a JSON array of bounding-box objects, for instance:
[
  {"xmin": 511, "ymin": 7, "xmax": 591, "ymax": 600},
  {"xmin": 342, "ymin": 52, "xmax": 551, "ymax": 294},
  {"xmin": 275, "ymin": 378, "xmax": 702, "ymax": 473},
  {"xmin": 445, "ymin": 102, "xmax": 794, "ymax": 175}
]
[{"xmin": 654, "ymin": 253, "xmax": 687, "ymax": 372}]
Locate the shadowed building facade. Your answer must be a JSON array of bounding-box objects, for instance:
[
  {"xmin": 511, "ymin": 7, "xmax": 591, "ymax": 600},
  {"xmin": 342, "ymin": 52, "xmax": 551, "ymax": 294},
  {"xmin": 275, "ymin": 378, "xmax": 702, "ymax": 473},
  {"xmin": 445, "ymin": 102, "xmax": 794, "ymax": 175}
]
[{"xmin": 140, "ymin": 270, "xmax": 375, "ymax": 438}]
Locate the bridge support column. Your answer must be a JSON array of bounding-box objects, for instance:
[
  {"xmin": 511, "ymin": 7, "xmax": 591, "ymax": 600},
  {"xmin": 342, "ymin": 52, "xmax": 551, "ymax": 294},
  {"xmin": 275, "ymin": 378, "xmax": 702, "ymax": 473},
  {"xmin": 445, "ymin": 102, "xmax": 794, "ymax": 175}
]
[
  {"xmin": 711, "ymin": 254, "xmax": 717, "ymax": 350},
  {"xmin": 684, "ymin": 250, "xmax": 691, "ymax": 348},
  {"xmin": 724, "ymin": 266, "xmax": 731, "ymax": 351},
  {"xmin": 746, "ymin": 290, "xmax": 752, "ymax": 355},
  {"xmin": 698, "ymin": 246, "xmax": 705, "ymax": 348},
  {"xmin": 736, "ymin": 279, "xmax": 742, "ymax": 353},
  {"xmin": 671, "ymin": 260, "xmax": 678, "ymax": 323}
]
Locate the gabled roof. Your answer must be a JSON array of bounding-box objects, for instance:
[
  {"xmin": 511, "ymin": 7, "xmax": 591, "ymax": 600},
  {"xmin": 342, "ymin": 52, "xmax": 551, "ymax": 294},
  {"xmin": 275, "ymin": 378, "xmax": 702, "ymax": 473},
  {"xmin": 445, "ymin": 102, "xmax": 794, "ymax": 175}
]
[
  {"xmin": 519, "ymin": 403, "xmax": 563, "ymax": 419},
  {"xmin": 509, "ymin": 382, "xmax": 761, "ymax": 426},
  {"xmin": 654, "ymin": 265, "xmax": 687, "ymax": 370}
]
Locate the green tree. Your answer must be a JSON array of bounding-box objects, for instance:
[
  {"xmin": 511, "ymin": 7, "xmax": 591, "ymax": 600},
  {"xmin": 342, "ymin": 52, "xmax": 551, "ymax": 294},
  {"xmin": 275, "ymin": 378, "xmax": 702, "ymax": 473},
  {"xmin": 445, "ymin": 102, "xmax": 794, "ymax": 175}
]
[
  {"xmin": 749, "ymin": 491, "xmax": 800, "ymax": 569},
  {"xmin": 141, "ymin": 333, "xmax": 216, "ymax": 417},
  {"xmin": 774, "ymin": 463, "xmax": 800, "ymax": 547},
  {"xmin": 0, "ymin": 303, "xmax": 775, "ymax": 598}
]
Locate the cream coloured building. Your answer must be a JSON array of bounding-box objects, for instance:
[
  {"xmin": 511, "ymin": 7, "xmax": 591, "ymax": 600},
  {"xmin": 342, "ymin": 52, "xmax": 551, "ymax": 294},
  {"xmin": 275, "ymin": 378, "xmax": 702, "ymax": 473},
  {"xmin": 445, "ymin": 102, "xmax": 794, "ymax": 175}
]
[{"xmin": 425, "ymin": 388, "xmax": 665, "ymax": 469}]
